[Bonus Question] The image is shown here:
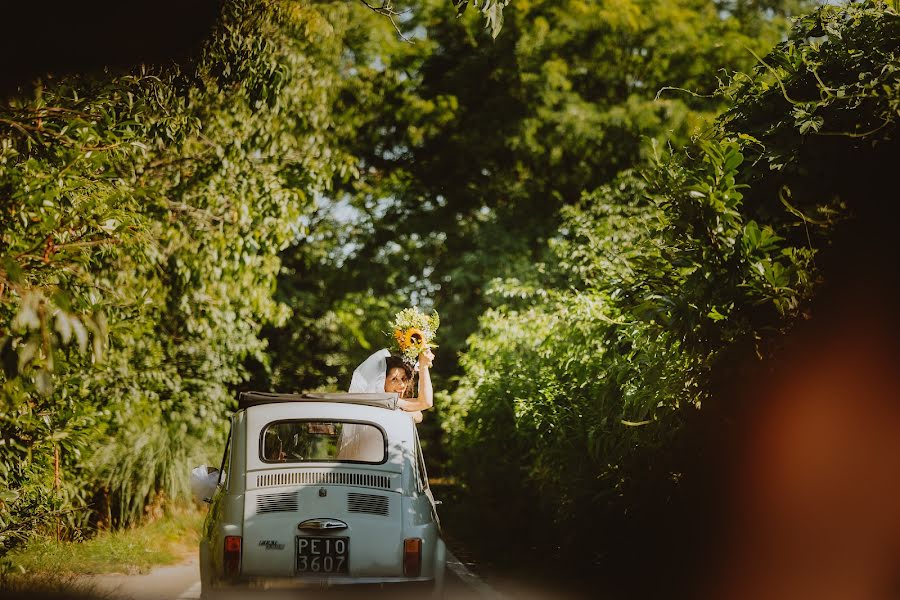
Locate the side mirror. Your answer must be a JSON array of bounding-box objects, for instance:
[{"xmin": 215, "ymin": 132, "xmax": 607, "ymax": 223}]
[{"xmin": 190, "ymin": 465, "xmax": 220, "ymax": 503}]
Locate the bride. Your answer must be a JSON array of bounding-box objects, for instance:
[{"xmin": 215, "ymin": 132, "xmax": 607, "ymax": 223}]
[{"xmin": 349, "ymin": 348, "xmax": 435, "ymax": 423}]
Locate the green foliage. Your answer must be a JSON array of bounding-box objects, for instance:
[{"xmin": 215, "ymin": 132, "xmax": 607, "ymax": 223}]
[
  {"xmin": 449, "ymin": 0, "xmax": 898, "ymax": 567},
  {"xmin": 271, "ymin": 0, "xmax": 808, "ymax": 394},
  {"xmin": 716, "ymin": 0, "xmax": 900, "ymax": 224},
  {"xmin": 3, "ymin": 0, "xmax": 893, "ymax": 580},
  {"xmin": 0, "ymin": 0, "xmax": 354, "ymax": 553},
  {"xmin": 452, "ymin": 0, "xmax": 511, "ymax": 37}
]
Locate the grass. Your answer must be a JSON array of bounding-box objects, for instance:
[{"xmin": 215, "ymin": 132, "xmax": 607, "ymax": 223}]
[
  {"xmin": 0, "ymin": 572, "xmax": 115, "ymax": 599},
  {"xmin": 6, "ymin": 507, "xmax": 203, "ymax": 576}
]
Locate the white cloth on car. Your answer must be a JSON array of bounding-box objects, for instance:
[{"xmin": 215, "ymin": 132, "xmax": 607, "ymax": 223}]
[{"xmin": 190, "ymin": 464, "xmax": 220, "ymax": 502}]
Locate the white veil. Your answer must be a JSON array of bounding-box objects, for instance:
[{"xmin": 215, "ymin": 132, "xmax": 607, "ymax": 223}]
[
  {"xmin": 341, "ymin": 348, "xmax": 393, "ymax": 460},
  {"xmin": 348, "ymin": 348, "xmax": 391, "ymax": 393}
]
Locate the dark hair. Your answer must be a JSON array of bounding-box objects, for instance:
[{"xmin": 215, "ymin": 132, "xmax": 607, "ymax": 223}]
[{"xmin": 385, "ymin": 355, "xmax": 413, "ymax": 379}]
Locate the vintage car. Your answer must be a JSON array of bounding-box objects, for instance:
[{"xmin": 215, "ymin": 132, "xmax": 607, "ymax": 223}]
[{"xmin": 196, "ymin": 391, "xmax": 446, "ymax": 597}]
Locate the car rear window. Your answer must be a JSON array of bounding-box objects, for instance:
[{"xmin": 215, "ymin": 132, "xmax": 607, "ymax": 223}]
[{"xmin": 260, "ymin": 420, "xmax": 386, "ymax": 464}]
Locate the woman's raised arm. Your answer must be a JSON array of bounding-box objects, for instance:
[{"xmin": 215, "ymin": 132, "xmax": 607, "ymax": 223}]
[{"xmin": 398, "ymin": 349, "xmax": 434, "ymax": 413}]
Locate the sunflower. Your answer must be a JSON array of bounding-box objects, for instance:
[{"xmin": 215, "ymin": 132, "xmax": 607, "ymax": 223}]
[
  {"xmin": 394, "ymin": 329, "xmax": 407, "ymax": 350},
  {"xmin": 403, "ymin": 328, "xmax": 425, "ymax": 351}
]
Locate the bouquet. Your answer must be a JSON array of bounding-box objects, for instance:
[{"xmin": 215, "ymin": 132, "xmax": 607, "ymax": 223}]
[{"xmin": 389, "ymin": 307, "xmax": 439, "ymax": 365}]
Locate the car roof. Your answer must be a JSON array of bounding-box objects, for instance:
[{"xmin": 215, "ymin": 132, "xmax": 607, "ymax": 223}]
[
  {"xmin": 238, "ymin": 391, "xmax": 399, "ymax": 411},
  {"xmin": 240, "ymin": 395, "xmax": 417, "ymax": 446}
]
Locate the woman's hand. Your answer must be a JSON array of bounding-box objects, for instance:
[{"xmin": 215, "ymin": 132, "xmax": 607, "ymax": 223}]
[{"xmin": 419, "ymin": 348, "xmax": 435, "ymax": 369}]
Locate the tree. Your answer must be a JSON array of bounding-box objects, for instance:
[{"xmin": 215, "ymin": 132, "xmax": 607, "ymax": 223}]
[
  {"xmin": 0, "ymin": 0, "xmax": 356, "ymax": 553},
  {"xmin": 268, "ymin": 0, "xmax": 809, "ymax": 396},
  {"xmin": 0, "ymin": 0, "xmax": 522, "ymax": 551}
]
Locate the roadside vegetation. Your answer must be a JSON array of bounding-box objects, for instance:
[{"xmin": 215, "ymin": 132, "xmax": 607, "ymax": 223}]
[
  {"xmin": 7, "ymin": 508, "xmax": 201, "ymax": 576},
  {"xmin": 1, "ymin": 508, "xmax": 199, "ymax": 598},
  {"xmin": 445, "ymin": 3, "xmax": 900, "ymax": 593},
  {"xmin": 2, "ymin": 0, "xmax": 899, "ymax": 595},
  {"xmin": 1, "ymin": 0, "xmax": 357, "ymax": 565},
  {"xmin": 0, "ymin": 576, "xmax": 109, "ymax": 600}
]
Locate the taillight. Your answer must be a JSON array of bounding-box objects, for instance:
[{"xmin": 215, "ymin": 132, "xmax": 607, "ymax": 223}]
[
  {"xmin": 224, "ymin": 535, "xmax": 241, "ymax": 576},
  {"xmin": 403, "ymin": 538, "xmax": 422, "ymax": 577}
]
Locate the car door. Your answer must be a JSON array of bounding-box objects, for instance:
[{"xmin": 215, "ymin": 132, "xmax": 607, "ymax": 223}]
[{"xmin": 203, "ymin": 415, "xmax": 233, "ymax": 582}]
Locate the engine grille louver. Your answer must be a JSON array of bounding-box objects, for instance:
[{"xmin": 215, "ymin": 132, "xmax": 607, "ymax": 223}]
[
  {"xmin": 347, "ymin": 492, "xmax": 390, "ymax": 517},
  {"xmin": 256, "ymin": 491, "xmax": 299, "ymax": 514},
  {"xmin": 256, "ymin": 471, "xmax": 391, "ymax": 490}
]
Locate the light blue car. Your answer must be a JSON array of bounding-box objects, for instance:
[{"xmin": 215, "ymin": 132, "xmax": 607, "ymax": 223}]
[{"xmin": 196, "ymin": 392, "xmax": 446, "ymax": 598}]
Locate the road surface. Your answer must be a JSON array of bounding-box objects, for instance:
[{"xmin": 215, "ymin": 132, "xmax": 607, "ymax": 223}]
[{"xmin": 85, "ymin": 550, "xmax": 501, "ymax": 600}]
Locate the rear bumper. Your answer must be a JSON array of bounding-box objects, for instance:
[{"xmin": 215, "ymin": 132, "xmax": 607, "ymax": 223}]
[
  {"xmin": 208, "ymin": 577, "xmax": 436, "ymax": 598},
  {"xmin": 247, "ymin": 575, "xmax": 433, "ymax": 586}
]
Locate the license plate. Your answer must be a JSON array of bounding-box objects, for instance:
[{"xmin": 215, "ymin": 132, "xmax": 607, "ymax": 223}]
[{"xmin": 296, "ymin": 536, "xmax": 349, "ymax": 574}]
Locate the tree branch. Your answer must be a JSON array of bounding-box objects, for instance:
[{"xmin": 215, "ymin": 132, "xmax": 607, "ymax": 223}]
[{"xmin": 358, "ymin": 0, "xmax": 412, "ymax": 42}]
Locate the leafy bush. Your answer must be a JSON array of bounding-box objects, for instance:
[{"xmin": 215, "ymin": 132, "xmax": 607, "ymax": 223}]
[
  {"xmin": 449, "ymin": 0, "xmax": 899, "ymax": 579},
  {"xmin": 0, "ymin": 0, "xmax": 355, "ymax": 553}
]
